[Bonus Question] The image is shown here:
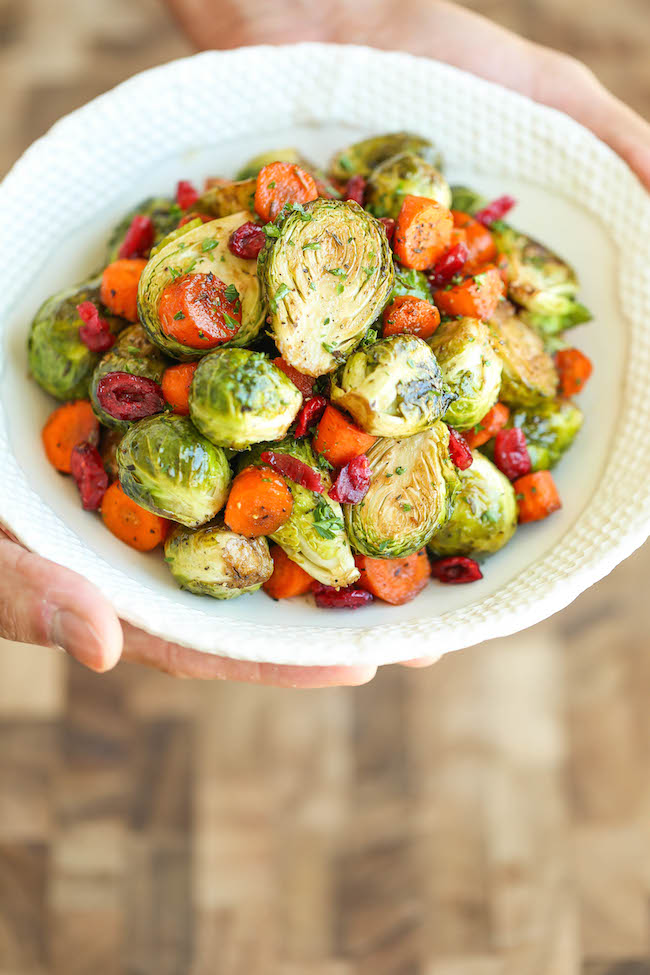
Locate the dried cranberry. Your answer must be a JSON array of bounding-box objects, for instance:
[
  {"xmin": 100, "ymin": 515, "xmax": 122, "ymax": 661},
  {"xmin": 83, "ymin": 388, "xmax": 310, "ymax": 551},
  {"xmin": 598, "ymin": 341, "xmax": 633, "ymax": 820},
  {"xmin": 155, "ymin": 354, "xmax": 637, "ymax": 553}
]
[
  {"xmin": 344, "ymin": 175, "xmax": 366, "ymax": 206},
  {"xmin": 294, "ymin": 396, "xmax": 328, "ymax": 438},
  {"xmin": 118, "ymin": 214, "xmax": 155, "ymax": 259},
  {"xmin": 228, "ymin": 221, "xmax": 266, "ymax": 260},
  {"xmin": 379, "ymin": 217, "xmax": 396, "ymax": 242},
  {"xmin": 96, "ymin": 372, "xmax": 165, "ymax": 421},
  {"xmin": 176, "ymin": 180, "xmax": 199, "ymax": 210},
  {"xmin": 312, "ymin": 582, "xmax": 374, "ymax": 609},
  {"xmin": 76, "ymin": 301, "xmax": 116, "ymax": 354},
  {"xmin": 428, "ymin": 242, "xmax": 469, "ymax": 287},
  {"xmin": 70, "ymin": 442, "xmax": 109, "ymax": 511},
  {"xmin": 474, "ymin": 195, "xmax": 516, "ymax": 227},
  {"xmin": 260, "ymin": 450, "xmax": 324, "ymax": 493},
  {"xmin": 329, "ymin": 454, "xmax": 371, "ymax": 503},
  {"xmin": 494, "ymin": 427, "xmax": 531, "ymax": 481},
  {"xmin": 431, "ymin": 556, "xmax": 483, "ymax": 585},
  {"xmin": 447, "ymin": 428, "xmax": 473, "ymax": 470}
]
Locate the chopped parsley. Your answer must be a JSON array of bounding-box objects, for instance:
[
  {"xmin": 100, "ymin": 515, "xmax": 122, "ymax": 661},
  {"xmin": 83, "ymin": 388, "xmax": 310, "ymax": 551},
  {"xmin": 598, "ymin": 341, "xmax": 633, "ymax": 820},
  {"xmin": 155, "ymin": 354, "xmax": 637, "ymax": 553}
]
[
  {"xmin": 322, "ymin": 341, "xmax": 336, "ymax": 353},
  {"xmin": 395, "ymin": 467, "xmax": 405, "ymax": 475},
  {"xmin": 201, "ymin": 238, "xmax": 218, "ymax": 252},
  {"xmin": 361, "ymin": 328, "xmax": 378, "ymax": 347},
  {"xmin": 168, "ymin": 266, "xmax": 183, "ymax": 281},
  {"xmin": 317, "ymin": 453, "xmax": 334, "ymax": 471},
  {"xmin": 473, "ymin": 272, "xmax": 487, "ymax": 289},
  {"xmin": 270, "ymin": 283, "xmax": 291, "ymax": 312},
  {"xmin": 312, "ymin": 498, "xmax": 344, "ymax": 539},
  {"xmin": 338, "ymin": 155, "xmax": 354, "ymax": 173},
  {"xmin": 326, "ymin": 268, "xmax": 347, "ymax": 278},
  {"xmin": 127, "ymin": 346, "xmax": 142, "ymax": 356},
  {"xmin": 336, "ymin": 283, "xmax": 345, "ymax": 295},
  {"xmin": 263, "ymin": 223, "xmax": 281, "ymax": 239},
  {"xmin": 224, "ymin": 283, "xmax": 240, "ymax": 303},
  {"xmin": 173, "ymin": 311, "xmax": 186, "ymax": 321},
  {"xmin": 302, "ymin": 242, "xmax": 321, "ymax": 251},
  {"xmin": 323, "ymin": 317, "xmax": 330, "ymax": 326},
  {"xmin": 223, "ymin": 312, "xmax": 239, "ymax": 330},
  {"xmin": 402, "ymin": 503, "xmax": 412, "ymax": 512}
]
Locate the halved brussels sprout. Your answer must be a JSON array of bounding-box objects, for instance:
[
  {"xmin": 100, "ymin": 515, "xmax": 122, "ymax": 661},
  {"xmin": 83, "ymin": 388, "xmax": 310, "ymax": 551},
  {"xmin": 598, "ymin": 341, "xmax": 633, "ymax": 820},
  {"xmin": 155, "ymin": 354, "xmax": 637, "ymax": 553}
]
[
  {"xmin": 365, "ymin": 152, "xmax": 452, "ymax": 220},
  {"xmin": 449, "ymin": 185, "xmax": 485, "ymax": 215},
  {"xmin": 137, "ymin": 212, "xmax": 267, "ymax": 360},
  {"xmin": 28, "ymin": 277, "xmax": 125, "ymax": 401},
  {"xmin": 117, "ymin": 414, "xmax": 231, "ymax": 528},
  {"xmin": 428, "ymin": 317, "xmax": 501, "ymax": 431},
  {"xmin": 344, "ymin": 423, "xmax": 459, "ymax": 559},
  {"xmin": 428, "ymin": 452, "xmax": 517, "ymax": 558},
  {"xmin": 508, "ymin": 398, "xmax": 583, "ymax": 471},
  {"xmin": 390, "ymin": 264, "xmax": 435, "ymax": 304},
  {"xmin": 488, "ymin": 301, "xmax": 558, "ymax": 407},
  {"xmin": 194, "ymin": 180, "xmax": 257, "ymax": 218},
  {"xmin": 105, "ymin": 197, "xmax": 181, "ymax": 264},
  {"xmin": 90, "ymin": 324, "xmax": 167, "ymax": 432},
  {"xmin": 330, "ymin": 132, "xmax": 441, "ymax": 181},
  {"xmin": 164, "ymin": 521, "xmax": 273, "ymax": 599},
  {"xmin": 330, "ymin": 334, "xmax": 454, "ymax": 437},
  {"xmin": 260, "ymin": 198, "xmax": 394, "ymax": 376},
  {"xmin": 242, "ymin": 439, "xmax": 359, "ymax": 588},
  {"xmin": 236, "ymin": 148, "xmax": 304, "ymax": 181},
  {"xmin": 189, "ymin": 348, "xmax": 302, "ymax": 450}
]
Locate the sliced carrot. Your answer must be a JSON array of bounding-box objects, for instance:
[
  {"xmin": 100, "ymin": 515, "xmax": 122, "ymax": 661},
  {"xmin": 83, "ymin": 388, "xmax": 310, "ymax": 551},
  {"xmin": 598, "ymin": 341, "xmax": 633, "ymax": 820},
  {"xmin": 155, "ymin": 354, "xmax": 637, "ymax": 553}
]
[
  {"xmin": 312, "ymin": 405, "xmax": 377, "ymax": 468},
  {"xmin": 100, "ymin": 258, "xmax": 148, "ymax": 322},
  {"xmin": 382, "ymin": 295, "xmax": 441, "ymax": 339},
  {"xmin": 263, "ymin": 544, "xmax": 314, "ymax": 599},
  {"xmin": 254, "ymin": 162, "xmax": 319, "ymax": 222},
  {"xmin": 355, "ymin": 550, "xmax": 431, "ymax": 605},
  {"xmin": 42, "ymin": 400, "xmax": 100, "ymax": 473},
  {"xmin": 272, "ymin": 357, "xmax": 314, "ymax": 399},
  {"xmin": 513, "ymin": 471, "xmax": 562, "ymax": 523},
  {"xmin": 393, "ymin": 195, "xmax": 453, "ymax": 271},
  {"xmin": 161, "ymin": 362, "xmax": 199, "ymax": 415},
  {"xmin": 433, "ymin": 266, "xmax": 504, "ymax": 320},
  {"xmin": 224, "ymin": 466, "xmax": 293, "ymax": 538},
  {"xmin": 158, "ymin": 272, "xmax": 241, "ymax": 349},
  {"xmin": 464, "ymin": 402, "xmax": 510, "ymax": 449},
  {"xmin": 451, "ymin": 210, "xmax": 497, "ymax": 273},
  {"xmin": 555, "ymin": 347, "xmax": 593, "ymax": 397},
  {"xmin": 101, "ymin": 481, "xmax": 169, "ymax": 551}
]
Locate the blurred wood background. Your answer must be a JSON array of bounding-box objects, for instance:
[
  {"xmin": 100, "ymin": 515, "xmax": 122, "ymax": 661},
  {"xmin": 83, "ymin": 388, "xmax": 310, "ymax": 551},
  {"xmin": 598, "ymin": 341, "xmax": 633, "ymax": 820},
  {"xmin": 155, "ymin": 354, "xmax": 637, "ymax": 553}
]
[{"xmin": 1, "ymin": 1, "xmax": 649, "ymax": 972}]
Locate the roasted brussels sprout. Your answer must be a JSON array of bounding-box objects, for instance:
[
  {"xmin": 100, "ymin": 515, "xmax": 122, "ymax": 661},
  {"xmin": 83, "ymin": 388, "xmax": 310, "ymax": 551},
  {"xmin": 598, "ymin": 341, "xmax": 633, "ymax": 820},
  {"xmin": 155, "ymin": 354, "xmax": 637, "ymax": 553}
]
[
  {"xmin": 105, "ymin": 197, "xmax": 181, "ymax": 264},
  {"xmin": 117, "ymin": 414, "xmax": 231, "ymax": 528},
  {"xmin": 365, "ymin": 152, "xmax": 452, "ymax": 220},
  {"xmin": 164, "ymin": 520, "xmax": 273, "ymax": 599},
  {"xmin": 330, "ymin": 132, "xmax": 441, "ymax": 181},
  {"xmin": 488, "ymin": 301, "xmax": 558, "ymax": 407},
  {"xmin": 428, "ymin": 452, "xmax": 517, "ymax": 558},
  {"xmin": 28, "ymin": 278, "xmax": 125, "ymax": 401},
  {"xmin": 449, "ymin": 185, "xmax": 485, "ymax": 215},
  {"xmin": 194, "ymin": 179, "xmax": 257, "ymax": 218},
  {"xmin": 344, "ymin": 423, "xmax": 459, "ymax": 558},
  {"xmin": 137, "ymin": 212, "xmax": 267, "ymax": 360},
  {"xmin": 189, "ymin": 348, "xmax": 301, "ymax": 450},
  {"xmin": 242, "ymin": 440, "xmax": 359, "ymax": 588},
  {"xmin": 330, "ymin": 334, "xmax": 454, "ymax": 437},
  {"xmin": 428, "ymin": 317, "xmax": 501, "ymax": 431},
  {"xmin": 505, "ymin": 398, "xmax": 583, "ymax": 471},
  {"xmin": 90, "ymin": 324, "xmax": 167, "ymax": 431},
  {"xmin": 260, "ymin": 198, "xmax": 394, "ymax": 376},
  {"xmin": 390, "ymin": 264, "xmax": 435, "ymax": 304}
]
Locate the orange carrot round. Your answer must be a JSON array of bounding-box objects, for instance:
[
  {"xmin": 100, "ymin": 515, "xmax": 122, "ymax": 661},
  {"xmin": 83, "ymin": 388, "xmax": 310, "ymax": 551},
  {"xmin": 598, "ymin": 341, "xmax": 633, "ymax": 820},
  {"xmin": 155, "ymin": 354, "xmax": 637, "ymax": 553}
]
[
  {"xmin": 434, "ymin": 266, "xmax": 504, "ymax": 320},
  {"xmin": 101, "ymin": 481, "xmax": 169, "ymax": 551},
  {"xmin": 355, "ymin": 550, "xmax": 431, "ymax": 605},
  {"xmin": 451, "ymin": 210, "xmax": 497, "ymax": 273},
  {"xmin": 554, "ymin": 347, "xmax": 593, "ymax": 397},
  {"xmin": 393, "ymin": 195, "xmax": 453, "ymax": 271},
  {"xmin": 263, "ymin": 544, "xmax": 314, "ymax": 599},
  {"xmin": 382, "ymin": 295, "xmax": 441, "ymax": 339},
  {"xmin": 100, "ymin": 259, "xmax": 148, "ymax": 322},
  {"xmin": 161, "ymin": 362, "xmax": 199, "ymax": 415},
  {"xmin": 157, "ymin": 272, "xmax": 241, "ymax": 349},
  {"xmin": 224, "ymin": 466, "xmax": 294, "ymax": 538},
  {"xmin": 254, "ymin": 162, "xmax": 319, "ymax": 222},
  {"xmin": 42, "ymin": 400, "xmax": 100, "ymax": 473},
  {"xmin": 464, "ymin": 402, "xmax": 510, "ymax": 449},
  {"xmin": 312, "ymin": 405, "xmax": 377, "ymax": 468},
  {"xmin": 513, "ymin": 471, "xmax": 562, "ymax": 523}
]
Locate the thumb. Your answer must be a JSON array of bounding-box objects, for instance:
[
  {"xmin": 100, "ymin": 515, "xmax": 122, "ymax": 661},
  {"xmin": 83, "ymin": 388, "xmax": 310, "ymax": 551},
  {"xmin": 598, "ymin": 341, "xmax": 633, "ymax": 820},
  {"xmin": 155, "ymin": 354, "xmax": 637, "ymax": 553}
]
[{"xmin": 0, "ymin": 533, "xmax": 123, "ymax": 672}]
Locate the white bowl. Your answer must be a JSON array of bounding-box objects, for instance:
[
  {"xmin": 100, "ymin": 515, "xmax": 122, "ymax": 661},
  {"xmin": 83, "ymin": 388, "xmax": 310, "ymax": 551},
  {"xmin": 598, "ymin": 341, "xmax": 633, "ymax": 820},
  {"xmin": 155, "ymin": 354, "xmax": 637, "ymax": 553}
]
[{"xmin": 1, "ymin": 44, "xmax": 649, "ymax": 667}]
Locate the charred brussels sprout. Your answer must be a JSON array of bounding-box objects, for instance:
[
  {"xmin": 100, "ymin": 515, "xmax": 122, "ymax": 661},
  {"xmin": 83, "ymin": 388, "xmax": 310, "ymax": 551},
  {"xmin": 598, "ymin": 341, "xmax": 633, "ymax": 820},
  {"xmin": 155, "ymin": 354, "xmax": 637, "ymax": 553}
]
[
  {"xmin": 260, "ymin": 198, "xmax": 394, "ymax": 376},
  {"xmin": 242, "ymin": 440, "xmax": 358, "ymax": 588},
  {"xmin": 28, "ymin": 278, "xmax": 124, "ymax": 401},
  {"xmin": 90, "ymin": 324, "xmax": 167, "ymax": 432},
  {"xmin": 330, "ymin": 334, "xmax": 454, "ymax": 437},
  {"xmin": 390, "ymin": 265, "xmax": 435, "ymax": 304},
  {"xmin": 137, "ymin": 213, "xmax": 266, "ymax": 360},
  {"xmin": 189, "ymin": 348, "xmax": 301, "ymax": 451},
  {"xmin": 365, "ymin": 152, "xmax": 451, "ymax": 220},
  {"xmin": 117, "ymin": 414, "xmax": 231, "ymax": 528},
  {"xmin": 105, "ymin": 197, "xmax": 181, "ymax": 264},
  {"xmin": 344, "ymin": 423, "xmax": 459, "ymax": 559},
  {"xmin": 428, "ymin": 318, "xmax": 501, "ymax": 431},
  {"xmin": 194, "ymin": 179, "xmax": 257, "ymax": 218},
  {"xmin": 330, "ymin": 132, "xmax": 441, "ymax": 181},
  {"xmin": 164, "ymin": 521, "xmax": 272, "ymax": 599},
  {"xmin": 507, "ymin": 398, "xmax": 583, "ymax": 471},
  {"xmin": 428, "ymin": 452, "xmax": 517, "ymax": 558},
  {"xmin": 488, "ymin": 301, "xmax": 558, "ymax": 408}
]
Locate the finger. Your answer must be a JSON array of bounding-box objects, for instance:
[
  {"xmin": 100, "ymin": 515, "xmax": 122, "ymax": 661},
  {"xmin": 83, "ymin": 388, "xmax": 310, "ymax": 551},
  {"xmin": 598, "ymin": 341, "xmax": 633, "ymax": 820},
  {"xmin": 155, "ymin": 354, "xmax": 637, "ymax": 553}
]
[
  {"xmin": 0, "ymin": 535, "xmax": 123, "ymax": 672},
  {"xmin": 399, "ymin": 656, "xmax": 438, "ymax": 668},
  {"xmin": 121, "ymin": 621, "xmax": 377, "ymax": 687}
]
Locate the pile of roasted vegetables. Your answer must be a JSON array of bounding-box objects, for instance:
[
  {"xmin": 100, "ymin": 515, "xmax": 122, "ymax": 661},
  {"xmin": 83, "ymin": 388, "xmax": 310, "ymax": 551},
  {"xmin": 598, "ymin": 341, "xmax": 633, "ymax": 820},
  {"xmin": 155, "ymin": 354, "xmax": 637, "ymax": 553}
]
[{"xmin": 30, "ymin": 132, "xmax": 593, "ymax": 608}]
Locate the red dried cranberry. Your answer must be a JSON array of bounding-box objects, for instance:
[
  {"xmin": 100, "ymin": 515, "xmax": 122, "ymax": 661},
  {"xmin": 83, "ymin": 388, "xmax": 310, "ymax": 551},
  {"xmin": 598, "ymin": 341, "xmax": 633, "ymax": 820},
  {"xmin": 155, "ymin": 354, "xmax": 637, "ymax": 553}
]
[
  {"xmin": 70, "ymin": 442, "xmax": 109, "ymax": 511},
  {"xmin": 294, "ymin": 396, "xmax": 328, "ymax": 438},
  {"xmin": 474, "ymin": 195, "xmax": 516, "ymax": 227},
  {"xmin": 431, "ymin": 556, "xmax": 483, "ymax": 584},
  {"xmin": 428, "ymin": 242, "xmax": 469, "ymax": 287},
  {"xmin": 176, "ymin": 180, "xmax": 199, "ymax": 210},
  {"xmin": 96, "ymin": 372, "xmax": 165, "ymax": 421},
  {"xmin": 76, "ymin": 301, "xmax": 116, "ymax": 354},
  {"xmin": 260, "ymin": 450, "xmax": 324, "ymax": 493},
  {"xmin": 118, "ymin": 214, "xmax": 155, "ymax": 259},
  {"xmin": 328, "ymin": 454, "xmax": 371, "ymax": 503},
  {"xmin": 344, "ymin": 175, "xmax": 366, "ymax": 206},
  {"xmin": 228, "ymin": 221, "xmax": 266, "ymax": 260},
  {"xmin": 494, "ymin": 427, "xmax": 531, "ymax": 481},
  {"xmin": 312, "ymin": 582, "xmax": 374, "ymax": 609},
  {"xmin": 379, "ymin": 217, "xmax": 396, "ymax": 242},
  {"xmin": 447, "ymin": 428, "xmax": 473, "ymax": 470}
]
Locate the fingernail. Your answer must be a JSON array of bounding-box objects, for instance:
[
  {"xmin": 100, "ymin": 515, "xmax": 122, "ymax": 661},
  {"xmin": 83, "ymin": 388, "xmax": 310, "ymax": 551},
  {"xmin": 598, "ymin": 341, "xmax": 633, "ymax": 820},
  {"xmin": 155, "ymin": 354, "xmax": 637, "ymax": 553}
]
[{"xmin": 50, "ymin": 609, "xmax": 100, "ymax": 664}]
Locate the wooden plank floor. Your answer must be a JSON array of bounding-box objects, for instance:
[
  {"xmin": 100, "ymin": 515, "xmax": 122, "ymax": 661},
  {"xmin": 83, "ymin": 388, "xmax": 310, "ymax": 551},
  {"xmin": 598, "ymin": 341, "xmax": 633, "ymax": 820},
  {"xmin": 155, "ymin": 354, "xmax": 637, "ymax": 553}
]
[{"xmin": 1, "ymin": 1, "xmax": 649, "ymax": 971}]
